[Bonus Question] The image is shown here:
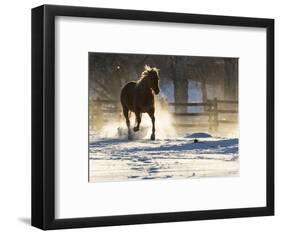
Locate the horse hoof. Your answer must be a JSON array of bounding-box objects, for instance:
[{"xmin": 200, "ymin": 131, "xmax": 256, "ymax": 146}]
[
  {"xmin": 150, "ymin": 134, "xmax": 155, "ymax": 140},
  {"xmin": 133, "ymin": 127, "xmax": 139, "ymax": 132},
  {"xmin": 128, "ymin": 135, "xmax": 133, "ymax": 140}
]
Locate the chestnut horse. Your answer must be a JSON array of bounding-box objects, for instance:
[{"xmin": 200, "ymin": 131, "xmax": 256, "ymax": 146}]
[{"xmin": 120, "ymin": 65, "xmax": 160, "ymax": 140}]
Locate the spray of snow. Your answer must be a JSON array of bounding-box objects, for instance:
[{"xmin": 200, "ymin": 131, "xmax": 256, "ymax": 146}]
[{"xmin": 96, "ymin": 98, "xmax": 177, "ymax": 140}]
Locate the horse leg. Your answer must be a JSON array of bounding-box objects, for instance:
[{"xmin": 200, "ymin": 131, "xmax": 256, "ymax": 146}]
[
  {"xmin": 148, "ymin": 110, "xmax": 155, "ymax": 140},
  {"xmin": 123, "ymin": 106, "xmax": 132, "ymax": 140},
  {"xmin": 133, "ymin": 111, "xmax": 141, "ymax": 132}
]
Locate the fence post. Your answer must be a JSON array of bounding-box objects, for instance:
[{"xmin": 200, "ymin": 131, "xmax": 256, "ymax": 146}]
[
  {"xmin": 213, "ymin": 97, "xmax": 218, "ymax": 131},
  {"xmin": 207, "ymin": 99, "xmax": 212, "ymax": 131},
  {"xmin": 96, "ymin": 98, "xmax": 103, "ymax": 130},
  {"xmin": 89, "ymin": 98, "xmax": 92, "ymax": 131}
]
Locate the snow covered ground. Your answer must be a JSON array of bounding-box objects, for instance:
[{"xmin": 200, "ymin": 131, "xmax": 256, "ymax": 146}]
[{"xmin": 89, "ymin": 132, "xmax": 239, "ymax": 183}]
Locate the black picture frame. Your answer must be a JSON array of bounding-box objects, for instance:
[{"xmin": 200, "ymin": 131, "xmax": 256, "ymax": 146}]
[{"xmin": 31, "ymin": 4, "xmax": 274, "ymax": 230}]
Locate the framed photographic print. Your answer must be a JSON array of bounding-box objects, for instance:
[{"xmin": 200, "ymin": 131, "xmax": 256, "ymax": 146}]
[{"xmin": 32, "ymin": 4, "xmax": 274, "ymax": 230}]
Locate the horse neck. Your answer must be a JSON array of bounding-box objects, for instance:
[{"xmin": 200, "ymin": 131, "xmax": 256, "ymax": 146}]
[{"xmin": 137, "ymin": 76, "xmax": 152, "ymax": 94}]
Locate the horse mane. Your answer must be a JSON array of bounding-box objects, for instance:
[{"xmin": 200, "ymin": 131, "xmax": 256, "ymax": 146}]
[{"xmin": 139, "ymin": 65, "xmax": 160, "ymax": 81}]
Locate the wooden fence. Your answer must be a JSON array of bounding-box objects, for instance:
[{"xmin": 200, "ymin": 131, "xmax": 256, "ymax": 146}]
[
  {"xmin": 168, "ymin": 98, "xmax": 238, "ymax": 131},
  {"xmin": 89, "ymin": 98, "xmax": 238, "ymax": 132},
  {"xmin": 89, "ymin": 99, "xmax": 121, "ymax": 131}
]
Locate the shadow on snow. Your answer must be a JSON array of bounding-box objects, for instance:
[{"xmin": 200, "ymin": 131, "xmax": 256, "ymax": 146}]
[{"xmin": 89, "ymin": 137, "xmax": 238, "ymax": 155}]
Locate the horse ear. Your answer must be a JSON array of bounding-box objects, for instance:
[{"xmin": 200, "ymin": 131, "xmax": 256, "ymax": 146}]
[{"xmin": 144, "ymin": 65, "xmax": 151, "ymax": 71}]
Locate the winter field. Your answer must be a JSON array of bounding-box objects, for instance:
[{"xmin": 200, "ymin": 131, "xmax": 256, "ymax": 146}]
[
  {"xmin": 88, "ymin": 53, "xmax": 239, "ymax": 183},
  {"xmin": 89, "ymin": 128, "xmax": 239, "ymax": 183}
]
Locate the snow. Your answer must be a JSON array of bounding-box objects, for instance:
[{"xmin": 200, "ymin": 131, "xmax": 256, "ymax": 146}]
[{"xmin": 89, "ymin": 132, "xmax": 239, "ymax": 183}]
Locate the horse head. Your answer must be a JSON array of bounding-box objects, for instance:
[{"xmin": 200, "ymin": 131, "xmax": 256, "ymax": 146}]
[{"xmin": 141, "ymin": 65, "xmax": 160, "ymax": 94}]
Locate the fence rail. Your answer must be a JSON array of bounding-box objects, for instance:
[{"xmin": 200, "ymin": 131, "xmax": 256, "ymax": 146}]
[
  {"xmin": 89, "ymin": 98, "xmax": 238, "ymax": 132},
  {"xmin": 168, "ymin": 102, "xmax": 210, "ymax": 106},
  {"xmin": 168, "ymin": 98, "xmax": 238, "ymax": 131}
]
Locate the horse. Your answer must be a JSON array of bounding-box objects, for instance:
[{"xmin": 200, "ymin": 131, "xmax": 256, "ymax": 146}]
[{"xmin": 120, "ymin": 65, "xmax": 160, "ymax": 140}]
